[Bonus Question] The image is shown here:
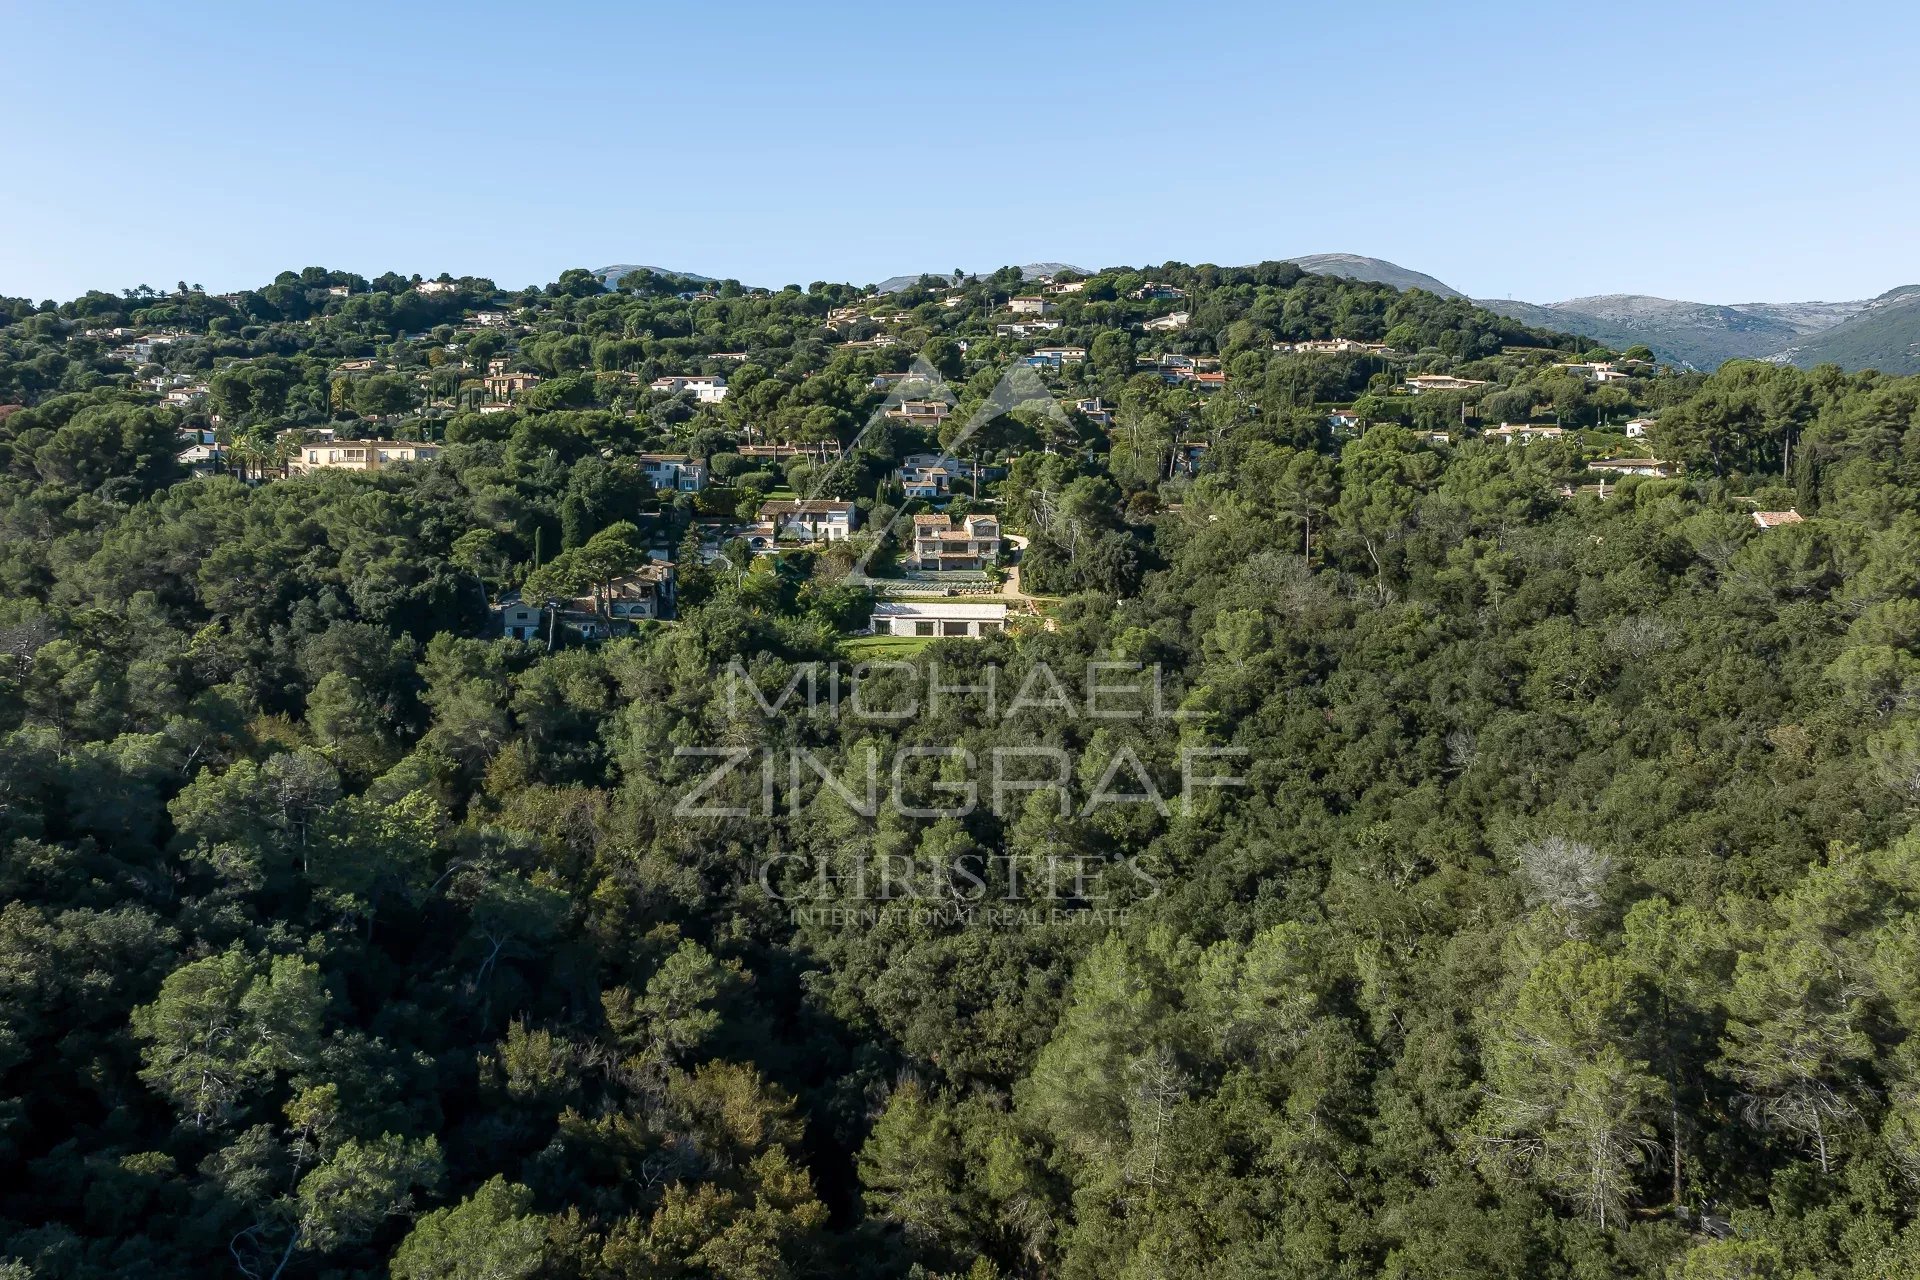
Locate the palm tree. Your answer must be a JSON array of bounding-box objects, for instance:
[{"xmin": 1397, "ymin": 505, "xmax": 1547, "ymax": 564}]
[{"xmin": 229, "ymin": 429, "xmax": 273, "ymax": 482}]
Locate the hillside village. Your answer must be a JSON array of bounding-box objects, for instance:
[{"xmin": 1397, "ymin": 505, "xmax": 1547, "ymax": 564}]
[{"xmin": 0, "ymin": 261, "xmax": 1764, "ymax": 650}]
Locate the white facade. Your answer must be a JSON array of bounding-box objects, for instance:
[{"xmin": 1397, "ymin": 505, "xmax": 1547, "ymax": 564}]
[
  {"xmin": 870, "ymin": 601, "xmax": 1009, "ymax": 638},
  {"xmin": 177, "ymin": 443, "xmax": 224, "ymax": 474},
  {"xmin": 1588, "ymin": 458, "xmax": 1676, "ymax": 478},
  {"xmin": 760, "ymin": 500, "xmax": 857, "ymax": 543},
  {"xmin": 500, "ymin": 598, "xmax": 545, "ymax": 641},
  {"xmin": 911, "ymin": 513, "xmax": 1001, "ymax": 570},
  {"xmin": 1484, "ymin": 424, "xmax": 1563, "ymax": 446},
  {"xmin": 1074, "ymin": 397, "xmax": 1114, "ymax": 426},
  {"xmin": 895, "ymin": 453, "xmax": 988, "ymax": 499},
  {"xmin": 641, "ymin": 453, "xmax": 708, "ymax": 492},
  {"xmin": 650, "ymin": 375, "xmax": 729, "ymax": 403},
  {"xmin": 1404, "ymin": 374, "xmax": 1488, "ymax": 393},
  {"xmin": 289, "ymin": 440, "xmax": 441, "ymax": 473}
]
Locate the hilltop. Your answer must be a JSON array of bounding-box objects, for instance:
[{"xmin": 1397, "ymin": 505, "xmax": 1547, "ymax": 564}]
[
  {"xmin": 578, "ymin": 251, "xmax": 1920, "ymax": 374},
  {"xmin": 1261, "ymin": 252, "xmax": 1920, "ymax": 372},
  {"xmin": 873, "ymin": 263, "xmax": 1086, "ymax": 294},
  {"xmin": 1762, "ymin": 284, "xmax": 1920, "ymax": 373},
  {"xmin": 592, "ymin": 263, "xmax": 718, "ymax": 287},
  {"xmin": 1279, "ymin": 252, "xmax": 1465, "ymax": 298},
  {"xmin": 1475, "ymin": 294, "xmax": 1814, "ymax": 369}
]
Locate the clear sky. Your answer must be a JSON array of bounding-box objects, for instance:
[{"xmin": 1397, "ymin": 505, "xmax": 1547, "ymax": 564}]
[{"xmin": 4, "ymin": 1, "xmax": 1917, "ymax": 306}]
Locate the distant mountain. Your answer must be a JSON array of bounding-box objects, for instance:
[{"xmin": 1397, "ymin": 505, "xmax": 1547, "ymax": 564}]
[
  {"xmin": 1728, "ymin": 299, "xmax": 1874, "ymax": 331},
  {"xmin": 1475, "ymin": 294, "xmax": 1816, "ymax": 369},
  {"xmin": 1281, "ymin": 254, "xmax": 1464, "ymax": 298},
  {"xmin": 593, "ymin": 264, "xmax": 717, "ymax": 288},
  {"xmin": 1763, "ymin": 286, "xmax": 1920, "ymax": 374},
  {"xmin": 873, "ymin": 263, "xmax": 1086, "ymax": 294},
  {"xmin": 1263, "ymin": 253, "xmax": 1920, "ymax": 372},
  {"xmin": 591, "ymin": 251, "xmax": 1920, "ymax": 375},
  {"xmin": 1267, "ymin": 257, "xmax": 1817, "ymax": 367}
]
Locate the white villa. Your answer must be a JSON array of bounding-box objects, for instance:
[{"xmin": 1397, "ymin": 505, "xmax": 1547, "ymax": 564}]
[
  {"xmin": 650, "ymin": 374, "xmax": 729, "ymax": 403},
  {"xmin": 760, "ymin": 499, "xmax": 857, "ymax": 542},
  {"xmin": 870, "ymin": 600, "xmax": 1009, "ymax": 638},
  {"xmin": 1588, "ymin": 458, "xmax": 1677, "ymax": 478},
  {"xmin": 895, "ymin": 453, "xmax": 990, "ymax": 499},
  {"xmin": 640, "ymin": 453, "xmax": 708, "ymax": 492},
  {"xmin": 498, "ymin": 595, "xmax": 546, "ymax": 641},
  {"xmin": 1404, "ymin": 374, "xmax": 1489, "ymax": 393},
  {"xmin": 288, "ymin": 440, "xmax": 441, "ymax": 474},
  {"xmin": 1484, "ymin": 423, "xmax": 1564, "ymax": 446},
  {"xmin": 910, "ymin": 512, "xmax": 1001, "ymax": 570}
]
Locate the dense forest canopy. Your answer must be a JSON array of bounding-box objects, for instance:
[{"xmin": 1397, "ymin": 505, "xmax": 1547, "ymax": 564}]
[{"xmin": 3, "ymin": 259, "xmax": 1920, "ymax": 1279}]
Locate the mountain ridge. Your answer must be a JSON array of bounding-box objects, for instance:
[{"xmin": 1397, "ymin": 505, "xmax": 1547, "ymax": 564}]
[
  {"xmin": 586, "ymin": 251, "xmax": 1920, "ymax": 374},
  {"xmin": 1256, "ymin": 253, "xmax": 1920, "ymax": 373},
  {"xmin": 1474, "ymin": 294, "xmax": 1812, "ymax": 369},
  {"xmin": 592, "ymin": 264, "xmax": 718, "ymax": 287},
  {"xmin": 1761, "ymin": 285, "xmax": 1920, "ymax": 371},
  {"xmin": 1279, "ymin": 253, "xmax": 1464, "ymax": 298},
  {"xmin": 872, "ymin": 263, "xmax": 1086, "ymax": 294}
]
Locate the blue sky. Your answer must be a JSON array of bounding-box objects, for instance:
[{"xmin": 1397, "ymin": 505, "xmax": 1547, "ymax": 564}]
[{"xmin": 3, "ymin": 1, "xmax": 1916, "ymax": 305}]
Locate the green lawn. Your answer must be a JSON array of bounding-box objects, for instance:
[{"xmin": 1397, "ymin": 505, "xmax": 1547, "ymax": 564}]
[{"xmin": 840, "ymin": 634, "xmax": 934, "ymax": 660}]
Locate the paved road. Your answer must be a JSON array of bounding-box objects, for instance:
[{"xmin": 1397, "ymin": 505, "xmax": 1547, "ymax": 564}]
[{"xmin": 1003, "ymin": 533, "xmax": 1032, "ymax": 602}]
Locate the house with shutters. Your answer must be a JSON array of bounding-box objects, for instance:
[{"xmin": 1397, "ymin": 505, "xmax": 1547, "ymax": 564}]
[
  {"xmin": 640, "ymin": 453, "xmax": 708, "ymax": 492},
  {"xmin": 484, "ymin": 372, "xmax": 541, "ymax": 400},
  {"xmin": 895, "ymin": 453, "xmax": 992, "ymax": 499},
  {"xmin": 1484, "ymin": 423, "xmax": 1564, "ymax": 446},
  {"xmin": 885, "ymin": 400, "xmax": 952, "ymax": 426},
  {"xmin": 498, "ymin": 562, "xmax": 677, "ymax": 641},
  {"xmin": 909, "ymin": 512, "xmax": 1001, "ymax": 570},
  {"xmin": 649, "ymin": 374, "xmax": 729, "ymax": 403},
  {"xmin": 1404, "ymin": 373, "xmax": 1488, "ymax": 393},
  {"xmin": 288, "ymin": 440, "xmax": 441, "ymax": 474},
  {"xmin": 759, "ymin": 499, "xmax": 858, "ymax": 543}
]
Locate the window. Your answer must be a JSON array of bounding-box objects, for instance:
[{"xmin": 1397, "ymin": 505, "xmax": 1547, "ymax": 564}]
[{"xmin": 914, "ymin": 621, "xmax": 935, "ymax": 636}]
